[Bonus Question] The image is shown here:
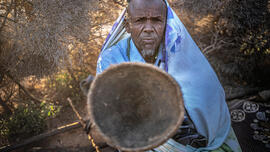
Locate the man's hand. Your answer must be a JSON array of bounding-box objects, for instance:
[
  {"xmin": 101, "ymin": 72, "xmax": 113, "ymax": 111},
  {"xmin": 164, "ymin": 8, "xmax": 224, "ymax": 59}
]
[{"xmin": 80, "ymin": 75, "xmax": 95, "ymax": 96}]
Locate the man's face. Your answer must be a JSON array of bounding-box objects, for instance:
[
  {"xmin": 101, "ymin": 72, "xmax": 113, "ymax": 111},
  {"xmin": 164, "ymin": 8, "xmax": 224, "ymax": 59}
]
[{"xmin": 127, "ymin": 0, "xmax": 166, "ymax": 58}]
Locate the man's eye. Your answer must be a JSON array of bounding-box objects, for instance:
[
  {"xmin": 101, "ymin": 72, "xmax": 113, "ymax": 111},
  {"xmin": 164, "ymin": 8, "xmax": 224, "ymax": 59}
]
[
  {"xmin": 135, "ymin": 18, "xmax": 145, "ymax": 23},
  {"xmin": 153, "ymin": 18, "xmax": 162, "ymax": 22}
]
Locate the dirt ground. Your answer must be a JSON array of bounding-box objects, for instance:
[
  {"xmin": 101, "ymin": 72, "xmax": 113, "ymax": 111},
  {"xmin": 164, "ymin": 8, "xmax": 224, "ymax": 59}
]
[{"xmin": 9, "ymin": 96, "xmax": 116, "ymax": 152}]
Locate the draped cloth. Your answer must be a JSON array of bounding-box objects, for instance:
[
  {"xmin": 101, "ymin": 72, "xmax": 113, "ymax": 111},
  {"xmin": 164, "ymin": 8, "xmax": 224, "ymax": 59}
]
[{"xmin": 97, "ymin": 0, "xmax": 241, "ymax": 151}]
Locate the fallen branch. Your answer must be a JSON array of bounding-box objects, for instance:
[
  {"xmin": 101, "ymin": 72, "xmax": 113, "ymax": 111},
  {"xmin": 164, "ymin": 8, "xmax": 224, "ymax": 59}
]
[
  {"xmin": 0, "ymin": 98, "xmax": 109, "ymax": 152},
  {"xmin": 0, "ymin": 122, "xmax": 82, "ymax": 152}
]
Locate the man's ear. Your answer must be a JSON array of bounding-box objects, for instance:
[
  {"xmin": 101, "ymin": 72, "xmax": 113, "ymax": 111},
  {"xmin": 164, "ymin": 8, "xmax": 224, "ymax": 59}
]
[{"xmin": 125, "ymin": 18, "xmax": 131, "ymax": 33}]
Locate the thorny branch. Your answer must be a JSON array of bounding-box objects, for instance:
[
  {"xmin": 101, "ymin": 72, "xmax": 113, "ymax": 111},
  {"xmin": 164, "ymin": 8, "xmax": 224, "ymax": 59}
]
[
  {"xmin": 6, "ymin": 73, "xmax": 42, "ymax": 103},
  {"xmin": 0, "ymin": 0, "xmax": 13, "ymax": 32},
  {"xmin": 202, "ymin": 26, "xmax": 233, "ymax": 55},
  {"xmin": 0, "ymin": 15, "xmax": 17, "ymax": 23}
]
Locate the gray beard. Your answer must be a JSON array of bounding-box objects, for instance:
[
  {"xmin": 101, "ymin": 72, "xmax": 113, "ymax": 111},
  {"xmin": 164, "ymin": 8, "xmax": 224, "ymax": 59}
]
[{"xmin": 141, "ymin": 49, "xmax": 155, "ymax": 58}]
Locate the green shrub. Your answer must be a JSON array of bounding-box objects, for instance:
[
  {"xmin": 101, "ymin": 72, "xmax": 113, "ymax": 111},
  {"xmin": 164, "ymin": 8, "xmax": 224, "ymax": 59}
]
[{"xmin": 0, "ymin": 102, "xmax": 60, "ymax": 142}]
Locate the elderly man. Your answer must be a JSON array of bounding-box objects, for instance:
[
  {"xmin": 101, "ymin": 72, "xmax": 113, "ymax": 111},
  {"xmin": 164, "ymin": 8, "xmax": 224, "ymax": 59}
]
[{"xmin": 96, "ymin": 0, "xmax": 241, "ymax": 151}]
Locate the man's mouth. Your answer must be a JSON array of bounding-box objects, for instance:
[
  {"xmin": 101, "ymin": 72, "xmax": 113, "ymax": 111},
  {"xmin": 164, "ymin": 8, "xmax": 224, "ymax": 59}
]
[{"xmin": 142, "ymin": 39, "xmax": 154, "ymax": 44}]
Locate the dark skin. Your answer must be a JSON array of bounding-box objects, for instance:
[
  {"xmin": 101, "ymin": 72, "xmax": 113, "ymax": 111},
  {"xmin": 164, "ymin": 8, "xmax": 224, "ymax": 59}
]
[{"xmin": 126, "ymin": 0, "xmax": 167, "ymax": 63}]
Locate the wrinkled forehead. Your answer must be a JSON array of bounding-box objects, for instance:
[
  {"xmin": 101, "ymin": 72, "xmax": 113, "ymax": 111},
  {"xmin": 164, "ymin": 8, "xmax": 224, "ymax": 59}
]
[{"xmin": 128, "ymin": 0, "xmax": 167, "ymax": 18}]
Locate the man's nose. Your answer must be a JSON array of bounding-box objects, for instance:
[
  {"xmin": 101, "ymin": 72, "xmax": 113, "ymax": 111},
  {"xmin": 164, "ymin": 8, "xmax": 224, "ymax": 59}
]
[{"xmin": 143, "ymin": 21, "xmax": 154, "ymax": 33}]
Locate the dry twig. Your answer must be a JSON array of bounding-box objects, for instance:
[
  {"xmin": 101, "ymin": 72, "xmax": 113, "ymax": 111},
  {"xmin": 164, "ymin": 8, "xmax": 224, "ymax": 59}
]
[{"xmin": 67, "ymin": 97, "xmax": 101, "ymax": 152}]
